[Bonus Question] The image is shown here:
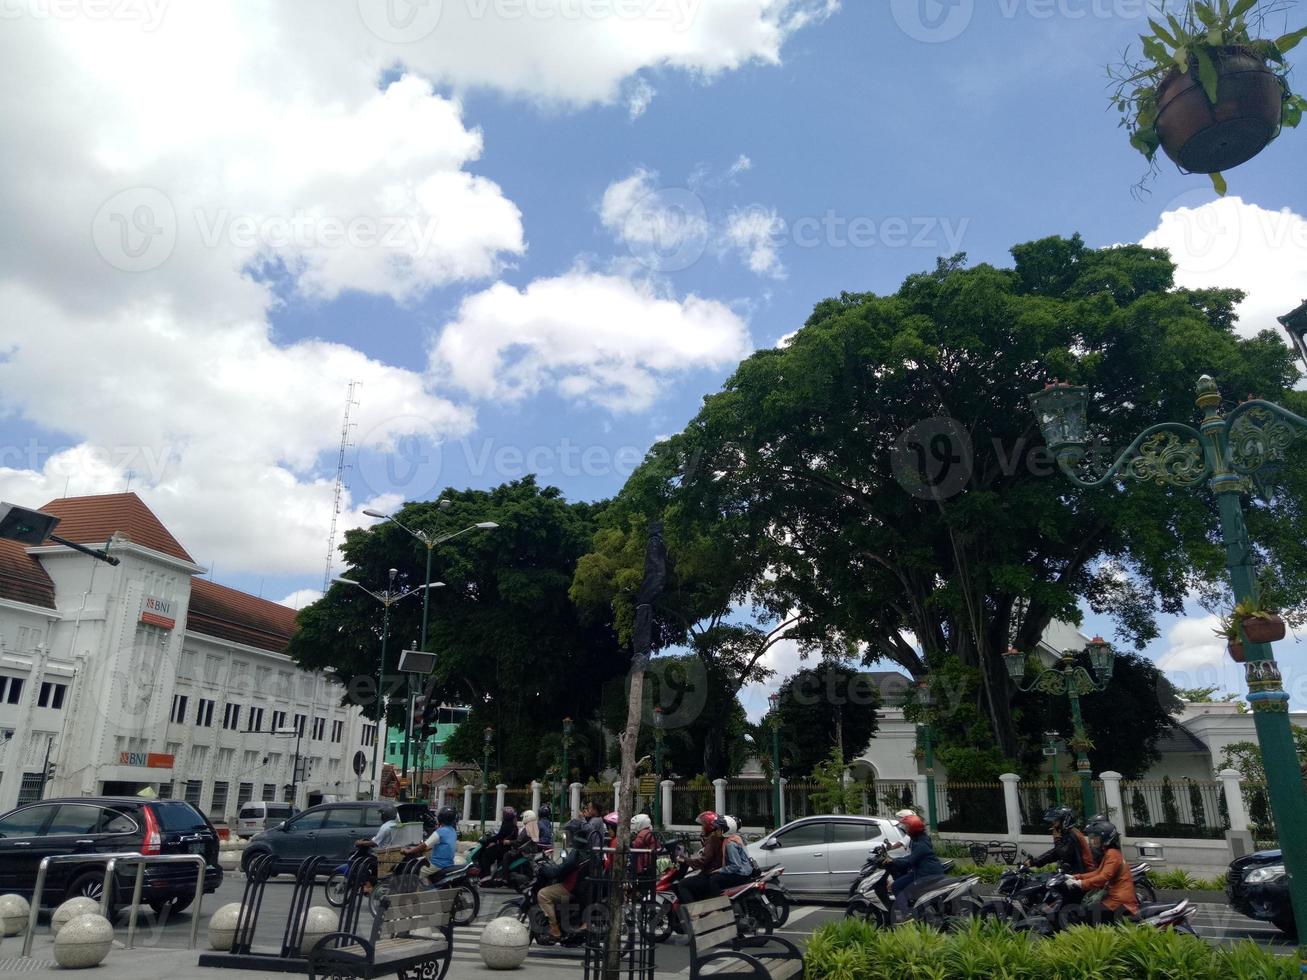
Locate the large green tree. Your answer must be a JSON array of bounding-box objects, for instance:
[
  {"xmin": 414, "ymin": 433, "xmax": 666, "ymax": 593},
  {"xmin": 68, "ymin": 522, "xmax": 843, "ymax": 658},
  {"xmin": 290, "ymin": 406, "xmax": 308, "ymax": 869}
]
[
  {"xmin": 288, "ymin": 477, "xmax": 626, "ymax": 782},
  {"xmin": 621, "ymin": 235, "xmax": 1307, "ymax": 766},
  {"xmin": 769, "ymin": 660, "xmax": 881, "ymax": 779}
]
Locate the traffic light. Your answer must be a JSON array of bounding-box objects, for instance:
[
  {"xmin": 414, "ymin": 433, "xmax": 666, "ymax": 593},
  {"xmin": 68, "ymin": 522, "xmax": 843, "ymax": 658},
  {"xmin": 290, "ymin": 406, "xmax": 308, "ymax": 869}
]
[{"xmin": 418, "ymin": 678, "xmax": 439, "ymax": 738}]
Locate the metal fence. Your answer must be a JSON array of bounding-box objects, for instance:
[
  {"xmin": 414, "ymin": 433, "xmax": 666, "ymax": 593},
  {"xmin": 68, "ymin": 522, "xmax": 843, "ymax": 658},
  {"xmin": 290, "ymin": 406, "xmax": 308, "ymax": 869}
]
[
  {"xmin": 1121, "ymin": 779, "xmax": 1228, "ymax": 840},
  {"xmin": 1016, "ymin": 780, "xmax": 1107, "ymax": 832},
  {"xmin": 671, "ymin": 785, "xmax": 715, "ymax": 825},
  {"xmin": 936, "ymin": 781, "xmax": 1007, "ymax": 834},
  {"xmin": 503, "ymin": 788, "xmax": 533, "ymax": 816},
  {"xmin": 725, "ymin": 782, "xmax": 776, "ymax": 827}
]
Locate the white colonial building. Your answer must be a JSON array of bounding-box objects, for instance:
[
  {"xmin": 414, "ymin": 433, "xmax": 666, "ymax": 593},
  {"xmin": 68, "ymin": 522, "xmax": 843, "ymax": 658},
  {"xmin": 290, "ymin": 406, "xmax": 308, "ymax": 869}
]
[{"xmin": 0, "ymin": 492, "xmax": 376, "ymax": 821}]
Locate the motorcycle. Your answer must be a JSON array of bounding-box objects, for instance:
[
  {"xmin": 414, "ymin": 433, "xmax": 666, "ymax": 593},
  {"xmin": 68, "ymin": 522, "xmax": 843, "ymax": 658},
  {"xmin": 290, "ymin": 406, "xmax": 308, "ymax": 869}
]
[
  {"xmin": 640, "ymin": 850, "xmax": 775, "ymax": 943},
  {"xmin": 496, "ymin": 852, "xmax": 591, "ymax": 947},
  {"xmin": 980, "ymin": 855, "xmax": 1158, "ymax": 922},
  {"xmin": 845, "ymin": 842, "xmax": 980, "ymax": 929},
  {"xmin": 466, "ymin": 832, "xmax": 545, "ymax": 890},
  {"xmin": 756, "ymin": 865, "xmax": 794, "ymax": 928},
  {"xmin": 1013, "ymin": 873, "xmax": 1197, "ymax": 937},
  {"xmin": 326, "ymin": 846, "xmax": 481, "ymax": 925}
]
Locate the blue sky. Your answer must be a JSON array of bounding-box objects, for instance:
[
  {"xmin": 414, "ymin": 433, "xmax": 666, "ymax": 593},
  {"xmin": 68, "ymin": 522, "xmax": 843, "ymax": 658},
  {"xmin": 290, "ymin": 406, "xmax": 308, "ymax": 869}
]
[{"xmin": 1, "ymin": 0, "xmax": 1304, "ymax": 710}]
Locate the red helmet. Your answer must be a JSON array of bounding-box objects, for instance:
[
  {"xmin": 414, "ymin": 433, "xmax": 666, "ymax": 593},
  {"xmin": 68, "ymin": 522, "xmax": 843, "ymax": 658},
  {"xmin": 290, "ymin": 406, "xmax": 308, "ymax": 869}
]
[
  {"xmin": 696, "ymin": 811, "xmax": 718, "ymax": 833},
  {"xmin": 901, "ymin": 814, "xmax": 926, "ymax": 838}
]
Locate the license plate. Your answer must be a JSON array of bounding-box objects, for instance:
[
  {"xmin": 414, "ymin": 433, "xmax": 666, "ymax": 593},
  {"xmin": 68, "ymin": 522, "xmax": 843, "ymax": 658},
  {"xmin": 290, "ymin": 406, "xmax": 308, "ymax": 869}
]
[{"xmin": 189, "ymin": 840, "xmax": 206, "ymax": 854}]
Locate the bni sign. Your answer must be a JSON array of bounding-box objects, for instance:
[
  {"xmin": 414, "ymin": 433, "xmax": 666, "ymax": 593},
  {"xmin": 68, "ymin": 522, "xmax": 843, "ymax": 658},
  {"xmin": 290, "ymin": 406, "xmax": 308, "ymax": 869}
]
[{"xmin": 140, "ymin": 595, "xmax": 176, "ymax": 630}]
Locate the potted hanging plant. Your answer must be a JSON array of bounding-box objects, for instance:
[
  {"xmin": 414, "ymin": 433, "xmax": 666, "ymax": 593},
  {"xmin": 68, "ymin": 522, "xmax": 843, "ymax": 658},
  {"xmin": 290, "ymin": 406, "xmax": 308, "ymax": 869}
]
[
  {"xmin": 1234, "ymin": 597, "xmax": 1288, "ymax": 643},
  {"xmin": 1109, "ymin": 0, "xmax": 1307, "ymax": 193},
  {"xmin": 1214, "ymin": 614, "xmax": 1246, "ymax": 661}
]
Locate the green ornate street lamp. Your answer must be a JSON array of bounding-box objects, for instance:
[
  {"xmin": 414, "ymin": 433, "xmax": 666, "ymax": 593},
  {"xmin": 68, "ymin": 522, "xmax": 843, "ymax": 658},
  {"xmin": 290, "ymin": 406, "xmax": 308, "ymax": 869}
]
[
  {"xmin": 1004, "ymin": 638, "xmax": 1114, "ymax": 819},
  {"xmin": 1029, "ymin": 374, "xmax": 1307, "ymax": 948},
  {"xmin": 768, "ymin": 692, "xmax": 782, "ymax": 829},
  {"xmin": 1044, "ymin": 731, "xmax": 1064, "ymax": 807},
  {"xmin": 481, "ymin": 726, "xmax": 494, "ymax": 834},
  {"xmin": 561, "ymin": 717, "xmax": 573, "ymax": 819},
  {"xmin": 652, "ymin": 706, "xmax": 666, "ymax": 827},
  {"xmin": 915, "ymin": 679, "xmax": 938, "ymax": 833}
]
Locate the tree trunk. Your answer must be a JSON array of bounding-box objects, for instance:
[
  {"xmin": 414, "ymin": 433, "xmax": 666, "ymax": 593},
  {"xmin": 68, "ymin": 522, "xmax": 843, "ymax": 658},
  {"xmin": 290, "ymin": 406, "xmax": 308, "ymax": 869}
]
[{"xmin": 603, "ymin": 522, "xmax": 666, "ymax": 979}]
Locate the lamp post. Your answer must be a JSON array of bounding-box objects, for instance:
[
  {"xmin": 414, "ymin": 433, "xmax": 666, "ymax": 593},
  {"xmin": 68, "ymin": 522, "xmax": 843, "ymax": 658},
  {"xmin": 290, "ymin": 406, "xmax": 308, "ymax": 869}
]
[
  {"xmin": 363, "ymin": 503, "xmax": 497, "ymax": 792},
  {"xmin": 481, "ymin": 726, "xmax": 494, "ymax": 834},
  {"xmin": 1044, "ymin": 731, "xmax": 1064, "ymax": 807},
  {"xmin": 652, "ymin": 706, "xmax": 665, "ymax": 828},
  {"xmin": 1003, "ymin": 640, "xmax": 1113, "ymax": 819},
  {"xmin": 1030, "ymin": 373, "xmax": 1307, "ymax": 949},
  {"xmin": 916, "ymin": 679, "xmax": 938, "ymax": 833},
  {"xmin": 333, "ymin": 569, "xmax": 442, "ymax": 792},
  {"xmin": 561, "ymin": 717, "xmax": 572, "ymax": 819},
  {"xmin": 768, "ymin": 692, "xmax": 782, "ymax": 829}
]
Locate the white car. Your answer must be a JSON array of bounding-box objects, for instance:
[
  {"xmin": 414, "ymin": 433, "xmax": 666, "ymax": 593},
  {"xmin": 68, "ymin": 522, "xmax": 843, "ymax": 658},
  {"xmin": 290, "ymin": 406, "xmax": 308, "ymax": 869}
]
[{"xmin": 747, "ymin": 815, "xmax": 910, "ymax": 896}]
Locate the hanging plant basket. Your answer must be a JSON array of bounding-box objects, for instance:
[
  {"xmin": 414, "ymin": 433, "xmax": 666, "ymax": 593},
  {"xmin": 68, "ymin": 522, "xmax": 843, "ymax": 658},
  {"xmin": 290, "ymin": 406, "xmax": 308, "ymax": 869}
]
[
  {"xmin": 1228, "ymin": 639, "xmax": 1246, "ymax": 663},
  {"xmin": 1155, "ymin": 46, "xmax": 1285, "ymax": 172},
  {"xmin": 1241, "ymin": 613, "xmax": 1287, "ymax": 644}
]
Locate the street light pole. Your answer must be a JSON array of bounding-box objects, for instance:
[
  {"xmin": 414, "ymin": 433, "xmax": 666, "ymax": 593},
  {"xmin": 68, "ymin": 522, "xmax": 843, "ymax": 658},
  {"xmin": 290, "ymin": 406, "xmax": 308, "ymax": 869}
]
[
  {"xmin": 1029, "ymin": 374, "xmax": 1307, "ymax": 952},
  {"xmin": 1045, "ymin": 732, "xmax": 1063, "ymax": 807},
  {"xmin": 653, "ymin": 706, "xmax": 665, "ymax": 828},
  {"xmin": 768, "ymin": 693, "xmax": 782, "ymax": 830},
  {"xmin": 561, "ymin": 717, "xmax": 572, "ymax": 819},
  {"xmin": 916, "ymin": 680, "xmax": 938, "ymax": 833},
  {"xmin": 481, "ymin": 726, "xmax": 494, "ymax": 834}
]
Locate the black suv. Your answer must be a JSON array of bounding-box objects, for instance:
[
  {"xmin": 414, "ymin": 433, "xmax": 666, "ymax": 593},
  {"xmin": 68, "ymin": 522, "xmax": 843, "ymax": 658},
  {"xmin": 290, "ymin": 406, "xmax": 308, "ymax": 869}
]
[
  {"xmin": 0, "ymin": 797, "xmax": 223, "ymax": 915},
  {"xmin": 241, "ymin": 800, "xmax": 432, "ymax": 875},
  {"xmin": 1228, "ymin": 847, "xmax": 1294, "ymax": 936}
]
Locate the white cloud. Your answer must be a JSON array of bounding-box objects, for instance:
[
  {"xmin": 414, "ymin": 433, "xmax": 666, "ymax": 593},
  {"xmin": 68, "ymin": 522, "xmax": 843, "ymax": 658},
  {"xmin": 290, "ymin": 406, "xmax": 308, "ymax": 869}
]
[
  {"xmin": 626, "ymin": 77, "xmax": 657, "ymax": 119},
  {"xmin": 430, "ymin": 270, "xmax": 752, "ymax": 411},
  {"xmin": 727, "ymin": 155, "xmax": 753, "ymax": 179},
  {"xmin": 278, "ymin": 589, "xmax": 324, "ymax": 611},
  {"xmin": 724, "ymin": 206, "xmax": 786, "ymax": 278},
  {"xmin": 599, "ymin": 169, "xmax": 711, "ymax": 271},
  {"xmin": 1140, "ymin": 195, "xmax": 1307, "ymax": 335},
  {"xmin": 1155, "ymin": 614, "xmax": 1245, "ymax": 693}
]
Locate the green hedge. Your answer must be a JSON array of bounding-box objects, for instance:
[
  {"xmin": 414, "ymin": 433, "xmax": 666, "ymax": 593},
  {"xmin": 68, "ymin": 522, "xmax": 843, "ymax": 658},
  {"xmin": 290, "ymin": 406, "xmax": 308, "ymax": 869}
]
[{"xmin": 805, "ymin": 918, "xmax": 1293, "ymax": 979}]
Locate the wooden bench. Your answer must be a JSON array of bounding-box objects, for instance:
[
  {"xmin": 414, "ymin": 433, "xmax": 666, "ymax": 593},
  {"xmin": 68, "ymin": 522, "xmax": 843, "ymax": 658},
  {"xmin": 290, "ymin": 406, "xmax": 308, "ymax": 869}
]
[
  {"xmin": 307, "ymin": 889, "xmax": 455, "ymax": 980},
  {"xmin": 680, "ymin": 895, "xmax": 804, "ymax": 980}
]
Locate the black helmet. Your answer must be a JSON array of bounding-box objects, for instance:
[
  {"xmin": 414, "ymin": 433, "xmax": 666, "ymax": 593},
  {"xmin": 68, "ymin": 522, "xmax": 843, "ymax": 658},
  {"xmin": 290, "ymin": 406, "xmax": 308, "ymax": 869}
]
[
  {"xmin": 1043, "ymin": 806, "xmax": 1076, "ymax": 829},
  {"xmin": 502, "ymin": 806, "xmax": 518, "ymax": 822},
  {"xmin": 1083, "ymin": 816, "xmax": 1120, "ymax": 850},
  {"xmin": 379, "ymin": 805, "xmax": 398, "ymax": 822},
  {"xmin": 437, "ymin": 805, "xmax": 458, "ymax": 826},
  {"xmin": 538, "ymin": 804, "xmax": 552, "ymax": 820},
  {"xmin": 563, "ymin": 818, "xmax": 588, "ymax": 848}
]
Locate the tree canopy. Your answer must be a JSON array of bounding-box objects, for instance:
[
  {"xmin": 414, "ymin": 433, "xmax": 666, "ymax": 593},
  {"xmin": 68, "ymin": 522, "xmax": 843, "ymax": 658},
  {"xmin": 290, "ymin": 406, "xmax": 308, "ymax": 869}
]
[{"xmin": 769, "ymin": 660, "xmax": 881, "ymax": 778}]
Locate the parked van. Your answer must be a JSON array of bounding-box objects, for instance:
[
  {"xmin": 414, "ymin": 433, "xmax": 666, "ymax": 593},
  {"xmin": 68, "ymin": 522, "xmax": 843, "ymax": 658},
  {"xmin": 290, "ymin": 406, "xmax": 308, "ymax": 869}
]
[{"xmin": 235, "ymin": 801, "xmax": 297, "ymax": 839}]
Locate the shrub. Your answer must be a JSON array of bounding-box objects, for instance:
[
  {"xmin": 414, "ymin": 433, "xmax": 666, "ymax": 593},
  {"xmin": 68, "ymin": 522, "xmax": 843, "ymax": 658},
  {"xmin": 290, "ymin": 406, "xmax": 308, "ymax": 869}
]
[{"xmin": 804, "ymin": 920, "xmax": 1294, "ymax": 979}]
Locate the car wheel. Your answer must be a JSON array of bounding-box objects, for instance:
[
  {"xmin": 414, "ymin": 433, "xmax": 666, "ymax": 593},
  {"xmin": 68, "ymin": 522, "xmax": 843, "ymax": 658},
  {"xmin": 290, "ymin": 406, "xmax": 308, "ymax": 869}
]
[{"xmin": 67, "ymin": 872, "xmax": 116, "ymax": 919}]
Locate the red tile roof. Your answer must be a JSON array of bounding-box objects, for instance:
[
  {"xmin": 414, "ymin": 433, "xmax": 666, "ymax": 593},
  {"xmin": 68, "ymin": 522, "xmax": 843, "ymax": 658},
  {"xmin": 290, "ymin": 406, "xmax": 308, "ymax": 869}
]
[
  {"xmin": 0, "ymin": 539, "xmax": 56, "ymax": 609},
  {"xmin": 40, "ymin": 493, "xmax": 194, "ymax": 563},
  {"xmin": 187, "ymin": 578, "xmax": 299, "ymax": 653}
]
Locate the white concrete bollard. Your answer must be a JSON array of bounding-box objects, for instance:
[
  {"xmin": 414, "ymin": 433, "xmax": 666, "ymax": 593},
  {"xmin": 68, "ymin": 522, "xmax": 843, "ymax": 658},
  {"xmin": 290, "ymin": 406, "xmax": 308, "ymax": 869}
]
[
  {"xmin": 479, "ymin": 916, "xmax": 530, "ymax": 969},
  {"xmin": 0, "ymin": 894, "xmax": 31, "ymax": 937},
  {"xmin": 208, "ymin": 902, "xmax": 244, "ymax": 951},
  {"xmin": 300, "ymin": 906, "xmax": 337, "ymax": 954},
  {"xmin": 52, "ymin": 913, "xmax": 114, "ymax": 968},
  {"xmin": 51, "ymin": 897, "xmax": 103, "ymax": 937}
]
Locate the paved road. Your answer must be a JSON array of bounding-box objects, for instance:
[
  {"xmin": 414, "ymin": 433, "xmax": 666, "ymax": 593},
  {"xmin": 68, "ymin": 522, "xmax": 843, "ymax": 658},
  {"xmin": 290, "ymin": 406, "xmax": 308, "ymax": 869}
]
[{"xmin": 2, "ymin": 877, "xmax": 1294, "ymax": 978}]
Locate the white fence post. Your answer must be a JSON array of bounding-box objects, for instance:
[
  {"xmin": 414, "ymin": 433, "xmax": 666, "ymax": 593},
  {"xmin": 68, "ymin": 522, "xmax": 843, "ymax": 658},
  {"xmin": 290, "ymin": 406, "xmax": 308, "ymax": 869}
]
[
  {"xmin": 713, "ymin": 778, "xmax": 727, "ymax": 817},
  {"xmin": 569, "ymin": 782, "xmax": 582, "ymax": 819},
  {"xmin": 660, "ymin": 779, "xmax": 674, "ymax": 829},
  {"xmin": 436, "ymin": 786, "xmax": 446, "ymax": 811},
  {"xmin": 1000, "ymin": 773, "xmax": 1022, "ymax": 841},
  {"xmin": 1099, "ymin": 771, "xmax": 1125, "ymax": 827},
  {"xmin": 1220, "ymin": 768, "xmax": 1250, "ymax": 832},
  {"xmin": 495, "ymin": 783, "xmax": 507, "ymax": 818},
  {"xmin": 778, "ymin": 778, "xmax": 787, "ymax": 827},
  {"xmin": 530, "ymin": 781, "xmax": 541, "ymax": 814},
  {"xmin": 914, "ymin": 775, "xmax": 929, "ymax": 817},
  {"xmin": 462, "ymin": 784, "xmax": 473, "ymax": 824}
]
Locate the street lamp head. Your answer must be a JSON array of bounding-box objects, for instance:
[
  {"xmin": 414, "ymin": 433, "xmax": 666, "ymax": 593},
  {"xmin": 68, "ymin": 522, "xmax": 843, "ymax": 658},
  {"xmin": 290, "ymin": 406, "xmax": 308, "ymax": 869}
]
[
  {"xmin": 1087, "ymin": 635, "xmax": 1114, "ymax": 680},
  {"xmin": 1003, "ymin": 647, "xmax": 1027, "ymax": 682},
  {"xmin": 419, "ymin": 582, "xmax": 446, "ymax": 590},
  {"xmin": 563, "ymin": 717, "xmax": 573, "ymax": 736},
  {"xmin": 767, "ymin": 691, "xmax": 779, "ymax": 712},
  {"xmin": 362, "ymin": 508, "xmax": 389, "ymax": 519},
  {"xmin": 476, "ymin": 522, "xmax": 499, "ymax": 529},
  {"xmin": 1278, "ymin": 298, "xmax": 1307, "ymax": 370},
  {"xmin": 917, "ymin": 677, "xmax": 934, "ymax": 708},
  {"xmin": 484, "ymin": 726, "xmax": 494, "ymax": 746},
  {"xmin": 438, "ymin": 498, "xmax": 453, "ymax": 511},
  {"xmin": 388, "ymin": 567, "xmax": 399, "ymax": 583},
  {"xmin": 653, "ymin": 705, "xmax": 665, "ymax": 730},
  {"xmin": 1028, "ymin": 381, "xmax": 1090, "ymax": 454},
  {"xmin": 332, "ymin": 576, "xmax": 358, "ymax": 587}
]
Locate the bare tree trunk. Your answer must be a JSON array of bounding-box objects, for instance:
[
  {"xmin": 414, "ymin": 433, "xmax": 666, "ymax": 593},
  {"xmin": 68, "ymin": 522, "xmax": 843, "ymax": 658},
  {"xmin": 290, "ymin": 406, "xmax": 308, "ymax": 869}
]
[{"xmin": 604, "ymin": 522, "xmax": 666, "ymax": 979}]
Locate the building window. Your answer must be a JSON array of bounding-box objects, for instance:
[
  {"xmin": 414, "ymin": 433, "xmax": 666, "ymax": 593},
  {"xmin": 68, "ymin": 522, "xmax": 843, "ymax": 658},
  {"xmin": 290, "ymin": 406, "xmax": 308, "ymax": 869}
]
[
  {"xmin": 0, "ymin": 676, "xmax": 24, "ymax": 705},
  {"xmin": 283, "ymin": 784, "xmax": 295, "ymax": 803},
  {"xmin": 311, "ymin": 717, "xmax": 325, "ymax": 741},
  {"xmin": 188, "ymin": 745, "xmax": 208, "ymax": 770},
  {"xmin": 36, "ymin": 681, "xmax": 67, "ymax": 709},
  {"xmin": 331, "ymin": 720, "xmax": 343, "ymax": 744},
  {"xmin": 184, "ymin": 780, "xmax": 202, "ymax": 806},
  {"xmin": 222, "ymin": 703, "xmax": 241, "ymax": 731},
  {"xmin": 261, "ymin": 783, "xmax": 275, "ymax": 802},
  {"xmin": 216, "ymin": 747, "xmax": 234, "ymax": 773},
  {"xmin": 157, "ymin": 782, "xmax": 174, "ymax": 799},
  {"xmin": 293, "ymin": 713, "xmax": 306, "ymax": 737},
  {"xmin": 17, "ymin": 771, "xmax": 44, "ymax": 804},
  {"xmin": 271, "ymin": 710, "xmax": 286, "ymax": 732},
  {"xmin": 247, "ymin": 707, "xmax": 264, "ymax": 733},
  {"xmin": 211, "ymin": 781, "xmax": 228, "ymax": 817},
  {"xmin": 237, "ymin": 782, "xmax": 253, "ymax": 806},
  {"xmin": 195, "ymin": 699, "xmax": 215, "ymax": 728},
  {"xmin": 166, "ymin": 742, "xmax": 182, "ymax": 761},
  {"xmin": 361, "ymin": 724, "xmax": 376, "ymax": 747},
  {"xmin": 170, "ymin": 694, "xmax": 189, "ymax": 724}
]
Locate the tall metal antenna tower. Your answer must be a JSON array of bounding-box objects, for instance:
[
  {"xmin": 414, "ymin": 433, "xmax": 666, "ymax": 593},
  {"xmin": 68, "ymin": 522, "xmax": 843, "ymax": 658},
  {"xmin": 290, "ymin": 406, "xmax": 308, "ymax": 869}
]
[{"xmin": 323, "ymin": 381, "xmax": 361, "ymax": 594}]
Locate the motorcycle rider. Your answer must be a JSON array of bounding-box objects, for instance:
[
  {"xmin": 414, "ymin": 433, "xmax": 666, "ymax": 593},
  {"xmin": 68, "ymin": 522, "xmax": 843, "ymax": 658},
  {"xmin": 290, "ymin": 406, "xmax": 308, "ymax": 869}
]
[
  {"xmin": 404, "ymin": 805, "xmax": 460, "ymax": 885},
  {"xmin": 709, "ymin": 815, "xmax": 754, "ymax": 896},
  {"xmin": 676, "ymin": 810, "xmax": 726, "ymax": 904},
  {"xmin": 478, "ymin": 806, "xmax": 520, "ymax": 881},
  {"xmin": 581, "ymin": 801, "xmax": 607, "ymax": 849},
  {"xmin": 537, "ymin": 818, "xmax": 594, "ymax": 941},
  {"xmin": 1062, "ymin": 816, "xmax": 1138, "ymax": 926},
  {"xmin": 882, "ymin": 814, "xmax": 946, "ymax": 920},
  {"xmin": 630, "ymin": 813, "xmax": 657, "ymax": 878},
  {"xmin": 1024, "ymin": 806, "xmax": 1095, "ymax": 874},
  {"xmin": 538, "ymin": 804, "xmax": 554, "ymax": 847}
]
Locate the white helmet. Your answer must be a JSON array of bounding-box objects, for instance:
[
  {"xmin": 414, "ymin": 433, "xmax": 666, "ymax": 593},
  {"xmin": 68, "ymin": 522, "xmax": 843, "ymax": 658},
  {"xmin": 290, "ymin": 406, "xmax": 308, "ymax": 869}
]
[
  {"xmin": 724, "ymin": 815, "xmax": 739, "ymax": 834},
  {"xmin": 895, "ymin": 809, "xmax": 916, "ymax": 821},
  {"xmin": 521, "ymin": 810, "xmax": 537, "ymax": 824},
  {"xmin": 631, "ymin": 813, "xmax": 652, "ymax": 834}
]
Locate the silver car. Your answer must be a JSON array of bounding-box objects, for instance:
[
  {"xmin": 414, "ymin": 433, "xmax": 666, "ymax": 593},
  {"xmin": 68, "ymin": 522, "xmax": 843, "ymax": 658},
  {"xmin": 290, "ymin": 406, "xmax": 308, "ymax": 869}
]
[{"xmin": 747, "ymin": 815, "xmax": 910, "ymax": 896}]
